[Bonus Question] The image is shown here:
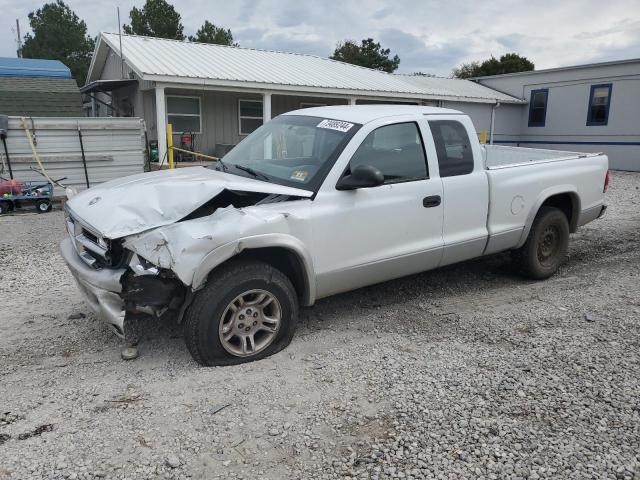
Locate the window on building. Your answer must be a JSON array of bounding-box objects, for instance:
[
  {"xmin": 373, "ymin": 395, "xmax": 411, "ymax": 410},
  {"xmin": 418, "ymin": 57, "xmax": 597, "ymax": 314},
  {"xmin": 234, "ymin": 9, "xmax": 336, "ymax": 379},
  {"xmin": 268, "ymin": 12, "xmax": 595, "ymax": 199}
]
[
  {"xmin": 166, "ymin": 96, "xmax": 201, "ymax": 133},
  {"xmin": 528, "ymin": 89, "xmax": 548, "ymax": 127},
  {"xmin": 300, "ymin": 102, "xmax": 327, "ymax": 108},
  {"xmin": 428, "ymin": 120, "xmax": 474, "ymax": 177},
  {"xmin": 349, "ymin": 122, "xmax": 428, "ymax": 184},
  {"xmin": 587, "ymin": 84, "xmax": 612, "ymax": 126},
  {"xmin": 239, "ymin": 99, "xmax": 263, "ymax": 135}
]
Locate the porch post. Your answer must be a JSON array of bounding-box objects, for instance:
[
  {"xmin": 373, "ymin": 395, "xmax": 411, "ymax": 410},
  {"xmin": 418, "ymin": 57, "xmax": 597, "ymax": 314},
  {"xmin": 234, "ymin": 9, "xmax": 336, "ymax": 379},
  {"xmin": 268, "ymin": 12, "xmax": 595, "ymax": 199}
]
[
  {"xmin": 263, "ymin": 92, "xmax": 272, "ymax": 123},
  {"xmin": 155, "ymin": 85, "xmax": 167, "ymax": 164},
  {"xmin": 263, "ymin": 93, "xmax": 273, "ymax": 159}
]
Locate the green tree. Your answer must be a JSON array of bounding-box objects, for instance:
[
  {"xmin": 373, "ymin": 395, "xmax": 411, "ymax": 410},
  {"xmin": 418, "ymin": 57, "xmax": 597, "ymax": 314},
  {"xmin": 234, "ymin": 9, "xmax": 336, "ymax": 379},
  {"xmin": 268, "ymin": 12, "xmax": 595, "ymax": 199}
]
[
  {"xmin": 189, "ymin": 20, "xmax": 237, "ymax": 46},
  {"xmin": 21, "ymin": 1, "xmax": 95, "ymax": 86},
  {"xmin": 452, "ymin": 53, "xmax": 534, "ymax": 78},
  {"xmin": 330, "ymin": 38, "xmax": 400, "ymax": 73},
  {"xmin": 123, "ymin": 0, "xmax": 184, "ymax": 40}
]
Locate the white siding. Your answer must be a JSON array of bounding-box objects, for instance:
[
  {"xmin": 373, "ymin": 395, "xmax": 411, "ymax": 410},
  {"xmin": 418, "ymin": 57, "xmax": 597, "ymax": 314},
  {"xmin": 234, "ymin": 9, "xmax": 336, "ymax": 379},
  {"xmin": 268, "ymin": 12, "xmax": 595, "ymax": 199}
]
[
  {"xmin": 477, "ymin": 61, "xmax": 640, "ymax": 170},
  {"xmin": 441, "ymin": 101, "xmax": 493, "ymax": 138}
]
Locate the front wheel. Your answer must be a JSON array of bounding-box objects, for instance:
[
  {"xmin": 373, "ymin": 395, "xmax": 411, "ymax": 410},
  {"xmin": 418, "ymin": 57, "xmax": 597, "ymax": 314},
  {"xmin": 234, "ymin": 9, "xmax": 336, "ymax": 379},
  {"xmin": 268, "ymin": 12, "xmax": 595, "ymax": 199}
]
[
  {"xmin": 183, "ymin": 259, "xmax": 299, "ymax": 366},
  {"xmin": 512, "ymin": 206, "xmax": 570, "ymax": 279}
]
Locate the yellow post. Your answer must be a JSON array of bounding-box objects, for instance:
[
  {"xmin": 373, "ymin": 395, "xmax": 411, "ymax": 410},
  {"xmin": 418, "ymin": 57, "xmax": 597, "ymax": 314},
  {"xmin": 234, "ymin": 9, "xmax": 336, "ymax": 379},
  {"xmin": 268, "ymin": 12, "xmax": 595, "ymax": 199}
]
[
  {"xmin": 167, "ymin": 123, "xmax": 174, "ymax": 169},
  {"xmin": 479, "ymin": 129, "xmax": 487, "ymax": 144}
]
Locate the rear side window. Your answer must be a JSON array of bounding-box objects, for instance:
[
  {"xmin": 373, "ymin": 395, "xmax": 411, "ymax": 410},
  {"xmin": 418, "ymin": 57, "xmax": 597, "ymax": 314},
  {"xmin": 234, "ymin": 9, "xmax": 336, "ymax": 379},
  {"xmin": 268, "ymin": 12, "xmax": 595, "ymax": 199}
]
[
  {"xmin": 349, "ymin": 122, "xmax": 428, "ymax": 183},
  {"xmin": 428, "ymin": 120, "xmax": 474, "ymax": 177}
]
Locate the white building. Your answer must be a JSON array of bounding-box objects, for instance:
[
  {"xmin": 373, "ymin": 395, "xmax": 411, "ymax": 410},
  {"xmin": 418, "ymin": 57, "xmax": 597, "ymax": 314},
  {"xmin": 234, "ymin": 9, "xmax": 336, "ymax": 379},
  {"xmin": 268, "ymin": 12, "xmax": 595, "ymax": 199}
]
[{"xmin": 474, "ymin": 58, "xmax": 640, "ymax": 171}]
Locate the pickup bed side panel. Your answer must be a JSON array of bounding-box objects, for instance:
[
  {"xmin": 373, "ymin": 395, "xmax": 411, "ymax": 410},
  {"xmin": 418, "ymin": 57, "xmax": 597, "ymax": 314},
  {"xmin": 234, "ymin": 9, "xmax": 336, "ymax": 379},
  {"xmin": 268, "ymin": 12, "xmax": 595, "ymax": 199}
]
[{"xmin": 484, "ymin": 155, "xmax": 608, "ymax": 255}]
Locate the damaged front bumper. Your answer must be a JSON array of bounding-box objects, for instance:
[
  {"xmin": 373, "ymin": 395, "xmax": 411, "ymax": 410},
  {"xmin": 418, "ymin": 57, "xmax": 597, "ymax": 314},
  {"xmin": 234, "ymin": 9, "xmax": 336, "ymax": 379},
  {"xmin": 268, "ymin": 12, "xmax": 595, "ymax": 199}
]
[
  {"xmin": 60, "ymin": 237, "xmax": 127, "ymax": 336},
  {"xmin": 60, "ymin": 238, "xmax": 188, "ymax": 337}
]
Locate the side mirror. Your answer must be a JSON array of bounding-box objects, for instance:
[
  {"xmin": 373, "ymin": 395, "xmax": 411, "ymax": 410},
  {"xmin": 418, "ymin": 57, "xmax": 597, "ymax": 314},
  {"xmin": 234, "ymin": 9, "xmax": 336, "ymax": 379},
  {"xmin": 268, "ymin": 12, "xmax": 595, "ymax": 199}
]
[{"xmin": 336, "ymin": 165, "xmax": 384, "ymax": 191}]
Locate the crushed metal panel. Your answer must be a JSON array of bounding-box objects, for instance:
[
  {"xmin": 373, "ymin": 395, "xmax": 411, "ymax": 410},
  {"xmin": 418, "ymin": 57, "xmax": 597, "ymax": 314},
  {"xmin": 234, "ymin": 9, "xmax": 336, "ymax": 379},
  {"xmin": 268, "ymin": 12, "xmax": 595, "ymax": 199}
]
[
  {"xmin": 66, "ymin": 167, "xmax": 313, "ymax": 239},
  {"xmin": 124, "ymin": 206, "xmax": 305, "ymax": 286}
]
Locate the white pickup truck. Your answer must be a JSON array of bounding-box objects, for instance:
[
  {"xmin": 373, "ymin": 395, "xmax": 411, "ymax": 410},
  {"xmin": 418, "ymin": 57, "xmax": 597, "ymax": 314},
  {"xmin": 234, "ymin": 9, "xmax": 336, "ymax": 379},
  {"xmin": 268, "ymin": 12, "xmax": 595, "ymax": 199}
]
[{"xmin": 60, "ymin": 106, "xmax": 608, "ymax": 365}]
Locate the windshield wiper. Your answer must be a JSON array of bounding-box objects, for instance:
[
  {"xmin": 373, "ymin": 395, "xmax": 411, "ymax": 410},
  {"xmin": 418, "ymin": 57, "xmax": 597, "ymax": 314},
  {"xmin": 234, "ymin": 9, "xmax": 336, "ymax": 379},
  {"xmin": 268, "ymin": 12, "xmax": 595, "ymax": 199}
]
[
  {"xmin": 213, "ymin": 157, "xmax": 228, "ymax": 172},
  {"xmin": 233, "ymin": 164, "xmax": 270, "ymax": 181}
]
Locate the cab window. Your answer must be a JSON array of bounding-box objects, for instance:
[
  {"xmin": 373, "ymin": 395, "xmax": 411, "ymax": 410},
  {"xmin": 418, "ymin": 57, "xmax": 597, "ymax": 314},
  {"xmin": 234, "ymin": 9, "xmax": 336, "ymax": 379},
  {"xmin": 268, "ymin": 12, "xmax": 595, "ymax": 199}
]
[
  {"xmin": 349, "ymin": 122, "xmax": 428, "ymax": 183},
  {"xmin": 428, "ymin": 120, "xmax": 474, "ymax": 177}
]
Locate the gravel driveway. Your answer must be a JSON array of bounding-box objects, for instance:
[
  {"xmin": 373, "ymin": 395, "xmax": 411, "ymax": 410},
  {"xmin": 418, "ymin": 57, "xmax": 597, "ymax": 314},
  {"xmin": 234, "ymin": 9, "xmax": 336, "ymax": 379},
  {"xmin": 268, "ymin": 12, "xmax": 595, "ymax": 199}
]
[{"xmin": 1, "ymin": 172, "xmax": 639, "ymax": 480}]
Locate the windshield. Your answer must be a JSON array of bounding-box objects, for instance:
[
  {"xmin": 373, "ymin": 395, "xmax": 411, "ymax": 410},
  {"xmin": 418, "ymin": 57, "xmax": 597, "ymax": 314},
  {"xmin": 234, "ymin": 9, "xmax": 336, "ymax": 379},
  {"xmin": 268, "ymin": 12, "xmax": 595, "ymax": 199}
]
[{"xmin": 214, "ymin": 115, "xmax": 361, "ymax": 191}]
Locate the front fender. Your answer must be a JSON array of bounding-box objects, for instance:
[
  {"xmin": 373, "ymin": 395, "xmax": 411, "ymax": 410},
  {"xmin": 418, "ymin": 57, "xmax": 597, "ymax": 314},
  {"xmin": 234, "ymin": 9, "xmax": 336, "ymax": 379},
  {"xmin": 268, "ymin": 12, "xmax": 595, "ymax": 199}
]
[{"xmin": 192, "ymin": 233, "xmax": 316, "ymax": 306}]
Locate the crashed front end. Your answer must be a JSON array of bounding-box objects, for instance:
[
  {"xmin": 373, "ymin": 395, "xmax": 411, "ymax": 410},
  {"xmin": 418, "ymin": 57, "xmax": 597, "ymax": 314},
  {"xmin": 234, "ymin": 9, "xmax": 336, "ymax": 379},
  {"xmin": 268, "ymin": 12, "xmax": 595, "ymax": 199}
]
[
  {"xmin": 58, "ymin": 166, "xmax": 313, "ymax": 337},
  {"xmin": 60, "ymin": 207, "xmax": 187, "ymax": 337}
]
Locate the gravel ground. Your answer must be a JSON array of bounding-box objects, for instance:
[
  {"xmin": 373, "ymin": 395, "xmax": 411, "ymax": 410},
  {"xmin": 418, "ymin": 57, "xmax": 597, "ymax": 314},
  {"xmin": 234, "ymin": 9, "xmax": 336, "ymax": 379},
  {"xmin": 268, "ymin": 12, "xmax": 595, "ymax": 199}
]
[{"xmin": 1, "ymin": 171, "xmax": 639, "ymax": 480}]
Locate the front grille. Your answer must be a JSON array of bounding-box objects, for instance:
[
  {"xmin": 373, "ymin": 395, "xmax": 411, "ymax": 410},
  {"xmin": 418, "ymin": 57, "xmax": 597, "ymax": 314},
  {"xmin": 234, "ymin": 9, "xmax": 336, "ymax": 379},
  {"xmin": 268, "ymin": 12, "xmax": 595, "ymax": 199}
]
[
  {"xmin": 65, "ymin": 207, "xmax": 124, "ymax": 268},
  {"xmin": 82, "ymin": 229, "xmax": 99, "ymax": 244}
]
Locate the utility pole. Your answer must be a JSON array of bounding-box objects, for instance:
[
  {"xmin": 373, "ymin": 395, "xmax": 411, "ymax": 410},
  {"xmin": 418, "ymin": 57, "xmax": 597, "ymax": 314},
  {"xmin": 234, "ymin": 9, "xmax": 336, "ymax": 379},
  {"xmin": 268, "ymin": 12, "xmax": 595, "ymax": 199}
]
[
  {"xmin": 117, "ymin": 7, "xmax": 124, "ymax": 78},
  {"xmin": 16, "ymin": 19, "xmax": 23, "ymax": 58}
]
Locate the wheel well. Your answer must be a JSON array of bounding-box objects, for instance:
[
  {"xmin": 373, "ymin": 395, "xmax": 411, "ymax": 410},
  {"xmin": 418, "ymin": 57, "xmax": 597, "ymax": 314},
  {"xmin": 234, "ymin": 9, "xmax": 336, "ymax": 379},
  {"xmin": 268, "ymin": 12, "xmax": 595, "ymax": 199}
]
[
  {"xmin": 221, "ymin": 247, "xmax": 308, "ymax": 303},
  {"xmin": 541, "ymin": 193, "xmax": 579, "ymax": 232}
]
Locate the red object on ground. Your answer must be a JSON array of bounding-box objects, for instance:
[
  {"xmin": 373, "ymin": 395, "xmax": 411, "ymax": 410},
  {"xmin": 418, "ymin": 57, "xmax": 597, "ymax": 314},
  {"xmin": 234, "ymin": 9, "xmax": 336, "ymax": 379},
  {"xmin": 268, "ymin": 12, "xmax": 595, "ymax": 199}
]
[{"xmin": 0, "ymin": 179, "xmax": 24, "ymax": 196}]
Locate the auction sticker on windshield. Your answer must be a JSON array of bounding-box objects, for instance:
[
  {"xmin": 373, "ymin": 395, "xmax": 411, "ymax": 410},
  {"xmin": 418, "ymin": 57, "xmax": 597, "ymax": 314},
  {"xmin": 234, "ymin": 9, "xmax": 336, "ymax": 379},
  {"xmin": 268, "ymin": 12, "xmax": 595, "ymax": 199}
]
[
  {"xmin": 290, "ymin": 170, "xmax": 309, "ymax": 182},
  {"xmin": 317, "ymin": 119, "xmax": 354, "ymax": 132}
]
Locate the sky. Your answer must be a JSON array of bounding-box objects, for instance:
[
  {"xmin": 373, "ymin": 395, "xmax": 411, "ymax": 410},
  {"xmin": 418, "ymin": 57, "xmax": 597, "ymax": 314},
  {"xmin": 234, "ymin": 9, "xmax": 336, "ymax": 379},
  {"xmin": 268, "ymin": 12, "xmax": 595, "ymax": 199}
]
[{"xmin": 1, "ymin": 0, "xmax": 639, "ymax": 76}]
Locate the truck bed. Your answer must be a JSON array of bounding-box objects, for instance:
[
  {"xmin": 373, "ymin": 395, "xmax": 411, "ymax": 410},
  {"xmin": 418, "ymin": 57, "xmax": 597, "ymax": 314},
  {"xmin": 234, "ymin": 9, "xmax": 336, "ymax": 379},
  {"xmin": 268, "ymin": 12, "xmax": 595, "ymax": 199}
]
[
  {"xmin": 482, "ymin": 144, "xmax": 601, "ymax": 170},
  {"xmin": 481, "ymin": 145, "xmax": 608, "ymax": 256}
]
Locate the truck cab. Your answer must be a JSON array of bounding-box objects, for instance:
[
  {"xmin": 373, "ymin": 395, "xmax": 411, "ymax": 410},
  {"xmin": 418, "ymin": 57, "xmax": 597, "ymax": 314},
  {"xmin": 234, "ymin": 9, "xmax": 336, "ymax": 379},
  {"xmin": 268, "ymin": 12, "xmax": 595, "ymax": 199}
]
[{"xmin": 307, "ymin": 108, "xmax": 490, "ymax": 298}]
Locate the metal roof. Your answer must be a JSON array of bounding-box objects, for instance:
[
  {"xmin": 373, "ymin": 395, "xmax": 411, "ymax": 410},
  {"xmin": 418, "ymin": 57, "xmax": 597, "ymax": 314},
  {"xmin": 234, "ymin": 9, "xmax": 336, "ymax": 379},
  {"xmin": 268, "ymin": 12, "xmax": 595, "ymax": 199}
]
[
  {"xmin": 397, "ymin": 75, "xmax": 523, "ymax": 103},
  {"xmin": 89, "ymin": 33, "xmax": 523, "ymax": 104},
  {"xmin": 0, "ymin": 57, "xmax": 72, "ymax": 78},
  {"xmin": 80, "ymin": 79, "xmax": 137, "ymax": 94},
  {"xmin": 471, "ymin": 57, "xmax": 640, "ymax": 80}
]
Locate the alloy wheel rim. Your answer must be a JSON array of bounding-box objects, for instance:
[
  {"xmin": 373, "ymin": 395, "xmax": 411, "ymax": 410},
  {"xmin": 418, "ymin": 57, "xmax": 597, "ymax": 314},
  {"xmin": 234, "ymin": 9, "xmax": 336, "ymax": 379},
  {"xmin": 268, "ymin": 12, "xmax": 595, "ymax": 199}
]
[{"xmin": 218, "ymin": 289, "xmax": 282, "ymax": 357}]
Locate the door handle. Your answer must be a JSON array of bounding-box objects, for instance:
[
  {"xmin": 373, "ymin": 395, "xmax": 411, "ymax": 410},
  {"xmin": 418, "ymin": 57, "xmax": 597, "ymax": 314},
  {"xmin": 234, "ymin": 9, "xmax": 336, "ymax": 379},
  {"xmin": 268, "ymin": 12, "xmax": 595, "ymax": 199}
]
[{"xmin": 423, "ymin": 195, "xmax": 441, "ymax": 208}]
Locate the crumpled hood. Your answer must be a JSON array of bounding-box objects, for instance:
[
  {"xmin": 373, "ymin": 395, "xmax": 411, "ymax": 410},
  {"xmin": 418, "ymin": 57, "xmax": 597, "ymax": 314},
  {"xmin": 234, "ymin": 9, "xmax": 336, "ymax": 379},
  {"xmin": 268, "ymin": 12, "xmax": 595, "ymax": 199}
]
[{"xmin": 66, "ymin": 167, "xmax": 312, "ymax": 239}]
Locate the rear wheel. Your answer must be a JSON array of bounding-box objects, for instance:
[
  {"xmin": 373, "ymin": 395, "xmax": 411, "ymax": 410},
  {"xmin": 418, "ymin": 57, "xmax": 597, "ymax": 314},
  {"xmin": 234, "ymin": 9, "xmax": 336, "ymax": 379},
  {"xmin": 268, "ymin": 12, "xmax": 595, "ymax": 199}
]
[
  {"xmin": 183, "ymin": 259, "xmax": 299, "ymax": 366},
  {"xmin": 513, "ymin": 206, "xmax": 569, "ymax": 279},
  {"xmin": 36, "ymin": 199, "xmax": 52, "ymax": 213},
  {"xmin": 0, "ymin": 201, "xmax": 10, "ymax": 214}
]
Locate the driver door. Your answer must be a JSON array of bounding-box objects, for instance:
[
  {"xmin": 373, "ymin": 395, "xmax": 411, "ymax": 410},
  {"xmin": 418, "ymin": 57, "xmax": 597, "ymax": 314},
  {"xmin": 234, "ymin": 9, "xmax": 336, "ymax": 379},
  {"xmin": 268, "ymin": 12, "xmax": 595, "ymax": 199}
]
[{"xmin": 311, "ymin": 121, "xmax": 444, "ymax": 298}]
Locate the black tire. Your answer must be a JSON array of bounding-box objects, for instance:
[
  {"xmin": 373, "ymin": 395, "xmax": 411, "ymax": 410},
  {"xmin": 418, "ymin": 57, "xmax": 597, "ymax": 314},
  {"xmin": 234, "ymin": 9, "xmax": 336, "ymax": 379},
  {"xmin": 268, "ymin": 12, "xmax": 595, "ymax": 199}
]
[
  {"xmin": 0, "ymin": 201, "xmax": 10, "ymax": 215},
  {"xmin": 36, "ymin": 199, "xmax": 52, "ymax": 213},
  {"xmin": 513, "ymin": 206, "xmax": 570, "ymax": 279},
  {"xmin": 183, "ymin": 259, "xmax": 299, "ymax": 366}
]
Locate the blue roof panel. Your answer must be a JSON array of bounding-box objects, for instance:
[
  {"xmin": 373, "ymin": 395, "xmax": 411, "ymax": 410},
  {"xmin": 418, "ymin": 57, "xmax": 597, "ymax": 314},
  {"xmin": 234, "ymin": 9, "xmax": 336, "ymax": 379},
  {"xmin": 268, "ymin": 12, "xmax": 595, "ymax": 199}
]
[{"xmin": 0, "ymin": 57, "xmax": 72, "ymax": 78}]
